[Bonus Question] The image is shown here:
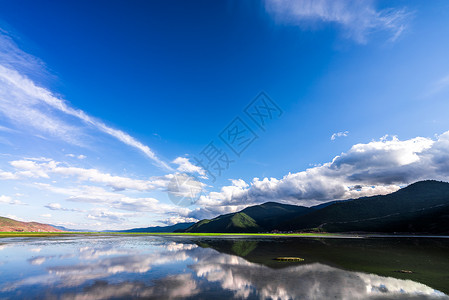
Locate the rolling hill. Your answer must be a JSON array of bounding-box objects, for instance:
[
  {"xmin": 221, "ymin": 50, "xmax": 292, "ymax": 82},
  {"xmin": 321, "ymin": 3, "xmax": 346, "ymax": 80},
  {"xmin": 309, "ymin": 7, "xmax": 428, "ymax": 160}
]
[
  {"xmin": 120, "ymin": 222, "xmax": 195, "ymax": 233},
  {"xmin": 183, "ymin": 180, "xmax": 449, "ymax": 234},
  {"xmin": 0, "ymin": 216, "xmax": 63, "ymax": 232},
  {"xmin": 183, "ymin": 202, "xmax": 313, "ymax": 233}
]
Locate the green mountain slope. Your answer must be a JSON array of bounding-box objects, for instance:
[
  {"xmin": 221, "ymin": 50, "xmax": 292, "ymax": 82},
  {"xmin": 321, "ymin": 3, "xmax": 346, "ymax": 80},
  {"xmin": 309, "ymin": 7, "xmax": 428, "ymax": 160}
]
[
  {"xmin": 184, "ymin": 202, "xmax": 312, "ymax": 233},
  {"xmin": 185, "ymin": 212, "xmax": 261, "ymax": 233}
]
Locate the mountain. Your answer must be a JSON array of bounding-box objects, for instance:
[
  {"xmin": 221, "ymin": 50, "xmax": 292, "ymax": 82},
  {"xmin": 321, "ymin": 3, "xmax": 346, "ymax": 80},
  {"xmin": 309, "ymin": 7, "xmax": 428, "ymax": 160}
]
[
  {"xmin": 184, "ymin": 202, "xmax": 313, "ymax": 233},
  {"xmin": 49, "ymin": 225, "xmax": 90, "ymax": 232},
  {"xmin": 0, "ymin": 216, "xmax": 63, "ymax": 232},
  {"xmin": 121, "ymin": 222, "xmax": 195, "ymax": 233},
  {"xmin": 280, "ymin": 180, "xmax": 449, "ymax": 234},
  {"xmin": 183, "ymin": 180, "xmax": 449, "ymax": 234}
]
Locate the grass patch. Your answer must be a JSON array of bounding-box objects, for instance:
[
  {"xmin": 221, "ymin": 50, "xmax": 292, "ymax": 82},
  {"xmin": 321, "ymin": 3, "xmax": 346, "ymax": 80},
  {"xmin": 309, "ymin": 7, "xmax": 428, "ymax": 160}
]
[{"xmin": 275, "ymin": 257, "xmax": 305, "ymax": 262}]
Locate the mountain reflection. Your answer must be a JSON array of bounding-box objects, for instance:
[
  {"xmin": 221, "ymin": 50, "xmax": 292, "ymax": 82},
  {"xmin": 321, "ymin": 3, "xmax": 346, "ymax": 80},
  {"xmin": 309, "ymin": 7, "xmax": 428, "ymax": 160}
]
[{"xmin": 0, "ymin": 236, "xmax": 447, "ymax": 299}]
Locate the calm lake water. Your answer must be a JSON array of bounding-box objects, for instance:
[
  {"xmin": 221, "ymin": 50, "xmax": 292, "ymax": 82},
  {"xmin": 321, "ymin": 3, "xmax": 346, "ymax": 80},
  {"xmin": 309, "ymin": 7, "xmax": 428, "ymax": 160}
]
[{"xmin": 0, "ymin": 235, "xmax": 448, "ymax": 299}]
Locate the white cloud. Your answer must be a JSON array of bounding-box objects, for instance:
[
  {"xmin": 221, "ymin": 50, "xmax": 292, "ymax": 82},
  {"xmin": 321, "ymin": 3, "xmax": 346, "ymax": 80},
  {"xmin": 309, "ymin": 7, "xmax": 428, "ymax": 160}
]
[
  {"xmin": 67, "ymin": 190, "xmax": 191, "ymax": 217},
  {"xmin": 86, "ymin": 208, "xmax": 137, "ymax": 223},
  {"xmin": 45, "ymin": 202, "xmax": 62, "ymax": 210},
  {"xmin": 6, "ymin": 214, "xmax": 24, "ymax": 221},
  {"xmin": 5, "ymin": 158, "xmax": 207, "ymax": 210},
  {"xmin": 0, "ymin": 169, "xmax": 19, "ymax": 180},
  {"xmin": 189, "ymin": 131, "xmax": 449, "ymax": 219},
  {"xmin": 0, "ymin": 195, "xmax": 24, "ymax": 205},
  {"xmin": 44, "ymin": 202, "xmax": 83, "ymax": 212},
  {"xmin": 66, "ymin": 154, "xmax": 87, "ymax": 160},
  {"xmin": 0, "ymin": 30, "xmax": 171, "ymax": 171},
  {"xmin": 331, "ymin": 131, "xmax": 349, "ymax": 140},
  {"xmin": 28, "ymin": 257, "xmax": 46, "ymax": 266},
  {"xmin": 172, "ymin": 157, "xmax": 205, "ymax": 176},
  {"xmin": 40, "ymin": 213, "xmax": 52, "ymax": 218},
  {"xmin": 38, "ymin": 182, "xmax": 192, "ymax": 221},
  {"xmin": 6, "ymin": 158, "xmax": 173, "ymax": 192},
  {"xmin": 264, "ymin": 0, "xmax": 410, "ymax": 44},
  {"xmin": 10, "ymin": 159, "xmax": 51, "ymax": 178},
  {"xmin": 161, "ymin": 216, "xmax": 199, "ymax": 225}
]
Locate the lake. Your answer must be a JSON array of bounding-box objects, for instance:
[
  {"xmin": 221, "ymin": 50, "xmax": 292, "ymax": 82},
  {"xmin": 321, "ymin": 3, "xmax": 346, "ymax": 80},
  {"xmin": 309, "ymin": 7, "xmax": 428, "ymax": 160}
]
[{"xmin": 0, "ymin": 235, "xmax": 448, "ymax": 299}]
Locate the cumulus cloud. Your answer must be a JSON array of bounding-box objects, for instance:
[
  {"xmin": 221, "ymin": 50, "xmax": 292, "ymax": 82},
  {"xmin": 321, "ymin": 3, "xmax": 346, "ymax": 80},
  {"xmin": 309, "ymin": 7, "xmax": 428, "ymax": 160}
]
[
  {"xmin": 39, "ymin": 183, "xmax": 192, "ymax": 222},
  {"xmin": 161, "ymin": 216, "xmax": 199, "ymax": 225},
  {"xmin": 172, "ymin": 157, "xmax": 205, "ymax": 176},
  {"xmin": 0, "ymin": 170, "xmax": 19, "ymax": 180},
  {"xmin": 189, "ymin": 132, "xmax": 449, "ymax": 219},
  {"xmin": 0, "ymin": 195, "xmax": 24, "ymax": 205},
  {"xmin": 68, "ymin": 192, "xmax": 189, "ymax": 215},
  {"xmin": 4, "ymin": 157, "xmax": 205, "ymax": 213},
  {"xmin": 45, "ymin": 202, "xmax": 63, "ymax": 210},
  {"xmin": 0, "ymin": 30, "xmax": 171, "ymax": 170},
  {"xmin": 264, "ymin": 0, "xmax": 410, "ymax": 43},
  {"xmin": 331, "ymin": 130, "xmax": 349, "ymax": 140}
]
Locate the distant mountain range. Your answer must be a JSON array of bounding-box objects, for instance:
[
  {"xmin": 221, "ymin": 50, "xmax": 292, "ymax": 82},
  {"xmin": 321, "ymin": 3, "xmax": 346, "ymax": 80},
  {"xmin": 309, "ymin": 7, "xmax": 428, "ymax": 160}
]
[
  {"xmin": 182, "ymin": 180, "xmax": 449, "ymax": 234},
  {"xmin": 2, "ymin": 180, "xmax": 448, "ymax": 234},
  {"xmin": 120, "ymin": 222, "xmax": 195, "ymax": 233},
  {"xmin": 0, "ymin": 216, "xmax": 62, "ymax": 232},
  {"xmin": 49, "ymin": 225, "xmax": 90, "ymax": 232}
]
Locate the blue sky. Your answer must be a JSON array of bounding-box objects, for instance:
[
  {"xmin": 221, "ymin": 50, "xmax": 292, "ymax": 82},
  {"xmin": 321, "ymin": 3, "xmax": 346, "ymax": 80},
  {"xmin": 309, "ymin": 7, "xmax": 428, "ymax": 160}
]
[{"xmin": 1, "ymin": 0, "xmax": 449, "ymax": 230}]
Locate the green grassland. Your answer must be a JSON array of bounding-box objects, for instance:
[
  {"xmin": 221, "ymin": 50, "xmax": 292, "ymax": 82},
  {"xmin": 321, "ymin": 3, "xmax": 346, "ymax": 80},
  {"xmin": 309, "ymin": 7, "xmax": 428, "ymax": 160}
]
[{"xmin": 0, "ymin": 232, "xmax": 338, "ymax": 238}]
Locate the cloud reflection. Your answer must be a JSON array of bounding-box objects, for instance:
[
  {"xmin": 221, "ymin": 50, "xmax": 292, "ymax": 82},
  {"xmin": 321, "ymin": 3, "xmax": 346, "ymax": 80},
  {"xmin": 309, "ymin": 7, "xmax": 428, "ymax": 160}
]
[
  {"xmin": 189, "ymin": 248, "xmax": 447, "ymax": 299},
  {"xmin": 0, "ymin": 237, "xmax": 447, "ymax": 299}
]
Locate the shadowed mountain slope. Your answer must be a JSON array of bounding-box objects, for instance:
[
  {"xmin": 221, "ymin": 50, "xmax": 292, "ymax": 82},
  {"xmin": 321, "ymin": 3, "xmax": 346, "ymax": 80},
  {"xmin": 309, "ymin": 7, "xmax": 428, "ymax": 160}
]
[{"xmin": 184, "ymin": 180, "xmax": 449, "ymax": 234}]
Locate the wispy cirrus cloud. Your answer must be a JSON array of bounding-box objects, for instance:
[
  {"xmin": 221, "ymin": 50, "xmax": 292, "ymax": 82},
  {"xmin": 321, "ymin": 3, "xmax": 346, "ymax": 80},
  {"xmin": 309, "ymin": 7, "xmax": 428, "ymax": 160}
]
[
  {"xmin": 44, "ymin": 202, "xmax": 83, "ymax": 212},
  {"xmin": 0, "ymin": 125, "xmax": 15, "ymax": 133},
  {"xmin": 264, "ymin": 0, "xmax": 411, "ymax": 43},
  {"xmin": 6, "ymin": 158, "xmax": 172, "ymax": 191},
  {"xmin": 86, "ymin": 208, "xmax": 138, "ymax": 223},
  {"xmin": 427, "ymin": 73, "xmax": 449, "ymax": 96},
  {"xmin": 0, "ymin": 30, "xmax": 172, "ymax": 171}
]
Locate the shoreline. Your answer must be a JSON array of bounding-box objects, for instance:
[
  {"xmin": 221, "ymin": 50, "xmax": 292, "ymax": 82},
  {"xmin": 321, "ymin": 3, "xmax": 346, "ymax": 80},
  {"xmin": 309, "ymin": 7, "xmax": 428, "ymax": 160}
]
[{"xmin": 1, "ymin": 232, "xmax": 448, "ymax": 239}]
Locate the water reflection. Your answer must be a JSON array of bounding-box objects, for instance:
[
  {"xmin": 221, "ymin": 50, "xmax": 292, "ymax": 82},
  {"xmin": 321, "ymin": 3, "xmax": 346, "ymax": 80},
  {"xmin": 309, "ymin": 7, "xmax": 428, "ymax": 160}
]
[{"xmin": 0, "ymin": 236, "xmax": 447, "ymax": 299}]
